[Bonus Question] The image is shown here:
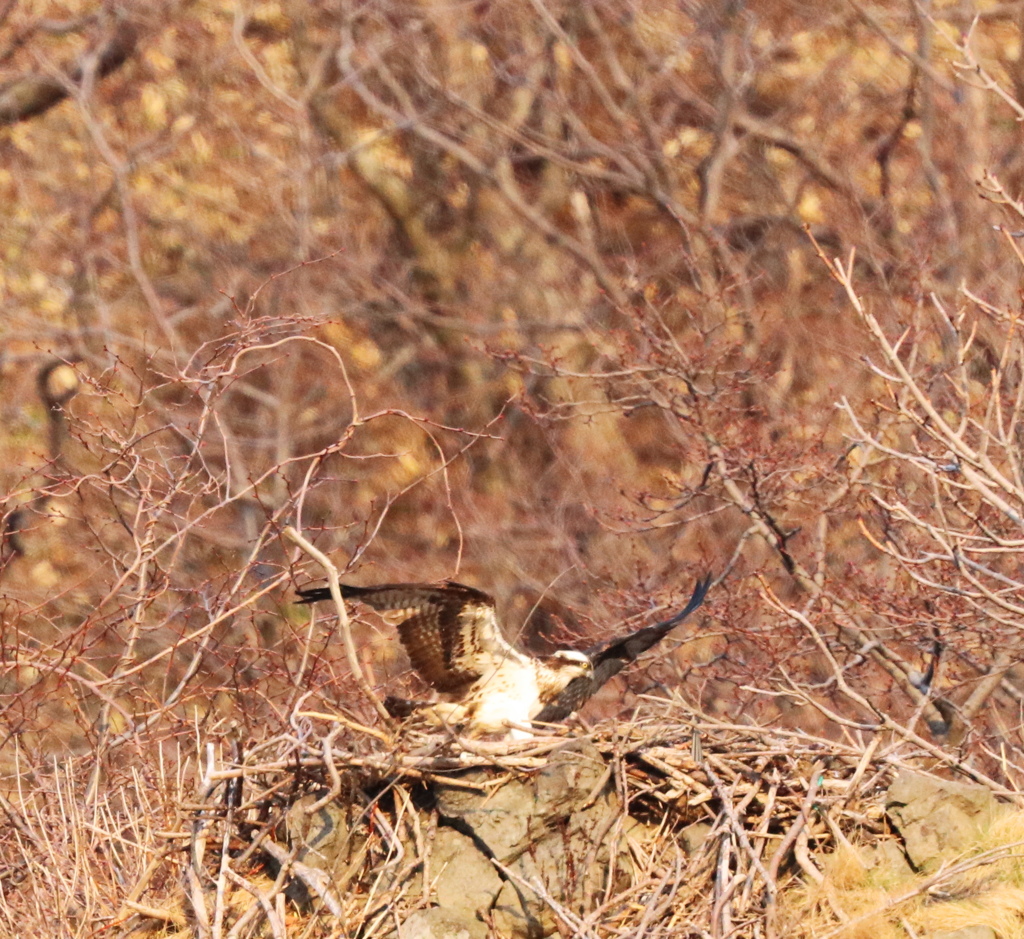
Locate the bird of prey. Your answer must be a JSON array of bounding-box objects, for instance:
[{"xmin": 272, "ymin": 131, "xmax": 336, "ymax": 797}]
[{"xmin": 296, "ymin": 575, "xmax": 711, "ymax": 737}]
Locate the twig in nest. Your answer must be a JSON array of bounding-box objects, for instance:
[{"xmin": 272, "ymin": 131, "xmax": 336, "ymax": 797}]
[
  {"xmin": 765, "ymin": 759, "xmax": 825, "ymax": 939},
  {"xmin": 121, "ymin": 899, "xmax": 187, "ymax": 927}
]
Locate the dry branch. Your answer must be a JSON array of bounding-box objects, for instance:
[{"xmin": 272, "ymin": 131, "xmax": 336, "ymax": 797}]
[{"xmin": 284, "ymin": 525, "xmax": 393, "ymax": 724}]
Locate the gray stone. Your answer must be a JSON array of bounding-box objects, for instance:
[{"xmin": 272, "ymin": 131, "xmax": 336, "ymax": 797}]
[
  {"xmin": 433, "ymin": 741, "xmax": 613, "ymax": 860},
  {"xmin": 858, "ymin": 838, "xmax": 913, "ymax": 882},
  {"xmin": 428, "ymin": 740, "xmax": 626, "ymax": 938},
  {"xmin": 680, "ymin": 820, "xmax": 712, "ymax": 854},
  {"xmin": 491, "ymin": 879, "xmax": 553, "ymax": 939},
  {"xmin": 285, "ymin": 792, "xmax": 366, "ymax": 887},
  {"xmin": 429, "ymin": 826, "xmax": 503, "ymax": 915},
  {"xmin": 886, "ymin": 772, "xmax": 1008, "ymax": 872},
  {"xmin": 398, "ymin": 908, "xmax": 487, "ymax": 939},
  {"xmin": 434, "ymin": 774, "xmax": 534, "ymax": 858},
  {"xmin": 533, "ymin": 740, "xmax": 610, "ymax": 813}
]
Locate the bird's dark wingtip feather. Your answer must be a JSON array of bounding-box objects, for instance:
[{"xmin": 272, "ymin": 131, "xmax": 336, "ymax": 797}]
[{"xmin": 656, "ymin": 573, "xmax": 713, "ymax": 628}]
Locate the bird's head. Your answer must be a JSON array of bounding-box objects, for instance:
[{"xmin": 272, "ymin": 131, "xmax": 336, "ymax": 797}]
[{"xmin": 548, "ymin": 649, "xmax": 592, "ymax": 679}]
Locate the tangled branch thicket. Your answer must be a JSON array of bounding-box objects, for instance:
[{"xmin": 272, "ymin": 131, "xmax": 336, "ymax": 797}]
[{"xmin": 9, "ymin": 697, "xmax": 1024, "ymax": 939}]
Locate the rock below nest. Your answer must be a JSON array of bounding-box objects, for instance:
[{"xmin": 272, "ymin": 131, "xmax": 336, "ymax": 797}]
[
  {"xmin": 886, "ymin": 771, "xmax": 1009, "ymax": 873},
  {"xmin": 398, "ymin": 908, "xmax": 487, "ymax": 939},
  {"xmin": 284, "ymin": 739, "xmax": 654, "ymax": 938},
  {"xmin": 427, "ymin": 739, "xmax": 636, "ymax": 938}
]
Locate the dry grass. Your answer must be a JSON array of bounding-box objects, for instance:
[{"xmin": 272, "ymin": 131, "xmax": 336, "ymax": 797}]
[
  {"xmin": 790, "ymin": 810, "xmax": 1024, "ymax": 939},
  {"xmin": 0, "ymin": 741, "xmax": 187, "ymax": 938}
]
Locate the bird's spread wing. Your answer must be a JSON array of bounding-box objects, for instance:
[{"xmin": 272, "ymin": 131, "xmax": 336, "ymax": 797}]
[
  {"xmin": 584, "ymin": 574, "xmax": 712, "ymax": 686},
  {"xmin": 297, "ymin": 581, "xmax": 518, "ymax": 693},
  {"xmin": 533, "ymin": 574, "xmax": 712, "ymax": 724}
]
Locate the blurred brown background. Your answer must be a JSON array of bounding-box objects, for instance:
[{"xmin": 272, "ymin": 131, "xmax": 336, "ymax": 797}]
[{"xmin": 3, "ymin": 0, "xmax": 1024, "ymax": 787}]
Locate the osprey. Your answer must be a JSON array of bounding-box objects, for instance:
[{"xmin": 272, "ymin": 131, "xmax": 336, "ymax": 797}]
[{"xmin": 296, "ymin": 576, "xmax": 711, "ymax": 736}]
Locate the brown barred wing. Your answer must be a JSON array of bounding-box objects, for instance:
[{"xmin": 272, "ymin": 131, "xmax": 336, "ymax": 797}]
[{"xmin": 297, "ymin": 581, "xmax": 502, "ymax": 694}]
